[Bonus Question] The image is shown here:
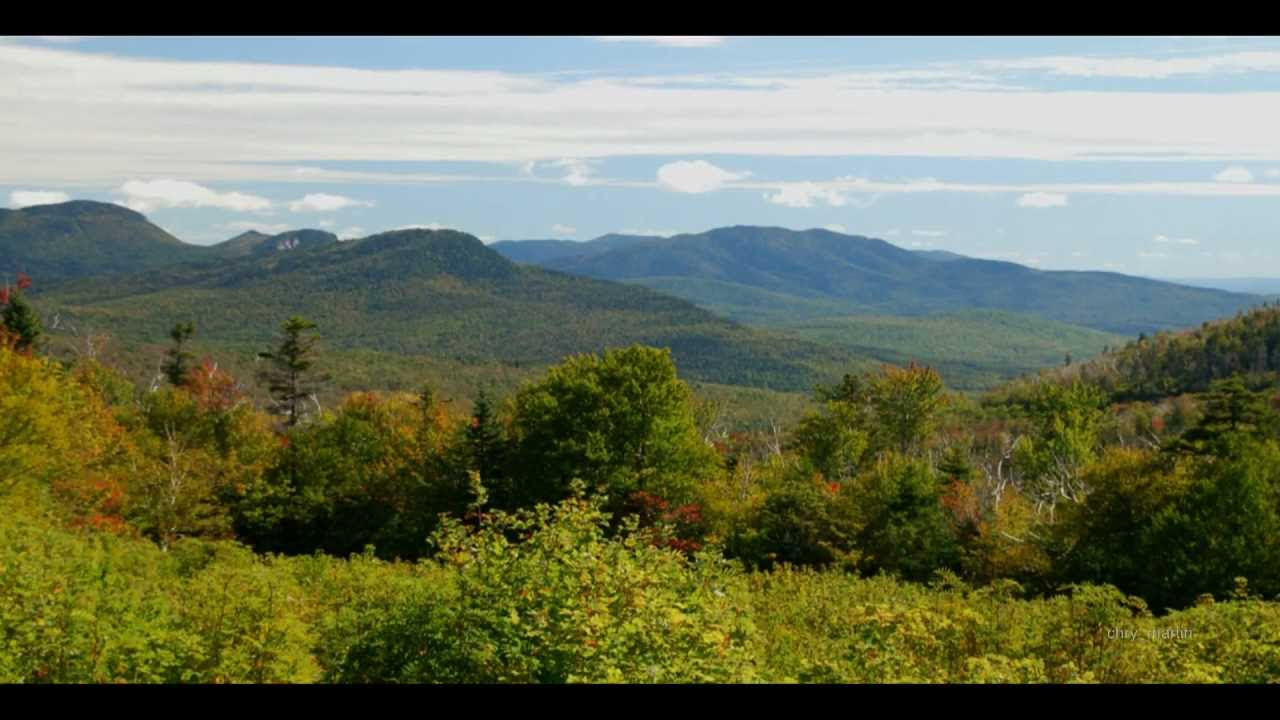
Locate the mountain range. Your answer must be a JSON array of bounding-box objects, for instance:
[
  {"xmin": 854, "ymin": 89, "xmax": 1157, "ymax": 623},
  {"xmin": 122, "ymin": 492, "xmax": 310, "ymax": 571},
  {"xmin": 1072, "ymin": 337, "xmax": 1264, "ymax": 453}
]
[
  {"xmin": 8, "ymin": 200, "xmax": 1270, "ymax": 400},
  {"xmin": 30, "ymin": 206, "xmax": 851, "ymax": 394},
  {"xmin": 492, "ymin": 226, "xmax": 1258, "ymax": 336}
]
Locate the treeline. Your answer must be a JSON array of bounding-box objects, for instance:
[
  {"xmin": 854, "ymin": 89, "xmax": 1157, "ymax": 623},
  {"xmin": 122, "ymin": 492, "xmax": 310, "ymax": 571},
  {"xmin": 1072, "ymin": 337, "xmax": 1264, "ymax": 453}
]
[
  {"xmin": 3, "ymin": 285, "xmax": 1280, "ymax": 682},
  {"xmin": 999, "ymin": 302, "xmax": 1280, "ymax": 402}
]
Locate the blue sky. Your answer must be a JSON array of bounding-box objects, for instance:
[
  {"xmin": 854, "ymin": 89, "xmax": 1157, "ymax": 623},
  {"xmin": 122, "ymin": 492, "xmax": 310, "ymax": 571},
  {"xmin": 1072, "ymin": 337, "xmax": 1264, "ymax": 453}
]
[{"xmin": 5, "ymin": 35, "xmax": 1280, "ymax": 277}]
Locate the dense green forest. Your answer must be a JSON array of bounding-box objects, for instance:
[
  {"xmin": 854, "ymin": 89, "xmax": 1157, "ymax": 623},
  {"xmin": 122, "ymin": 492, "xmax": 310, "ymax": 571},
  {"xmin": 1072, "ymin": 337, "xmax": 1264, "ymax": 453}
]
[
  {"xmin": 4, "ymin": 272, "xmax": 1280, "ymax": 682},
  {"xmin": 34, "ymin": 227, "xmax": 857, "ymax": 393},
  {"xmin": 509, "ymin": 226, "xmax": 1257, "ymax": 335}
]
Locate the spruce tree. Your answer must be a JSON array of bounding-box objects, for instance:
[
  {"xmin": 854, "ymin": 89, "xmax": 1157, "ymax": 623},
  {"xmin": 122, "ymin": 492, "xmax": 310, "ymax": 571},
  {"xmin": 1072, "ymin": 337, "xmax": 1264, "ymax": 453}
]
[
  {"xmin": 0, "ymin": 274, "xmax": 42, "ymax": 352},
  {"xmin": 466, "ymin": 390, "xmax": 508, "ymax": 499},
  {"xmin": 257, "ymin": 316, "xmax": 328, "ymax": 427},
  {"xmin": 161, "ymin": 322, "xmax": 196, "ymax": 386}
]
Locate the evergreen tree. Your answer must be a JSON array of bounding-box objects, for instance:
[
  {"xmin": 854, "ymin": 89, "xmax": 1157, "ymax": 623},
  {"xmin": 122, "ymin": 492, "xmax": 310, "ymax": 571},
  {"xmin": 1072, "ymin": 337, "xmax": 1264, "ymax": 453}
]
[
  {"xmin": 1167, "ymin": 376, "xmax": 1279, "ymax": 457},
  {"xmin": 0, "ymin": 273, "xmax": 42, "ymax": 352},
  {"xmin": 160, "ymin": 322, "xmax": 196, "ymax": 387},
  {"xmin": 257, "ymin": 316, "xmax": 328, "ymax": 427},
  {"xmin": 937, "ymin": 445, "xmax": 976, "ymax": 485},
  {"xmin": 466, "ymin": 390, "xmax": 507, "ymax": 488}
]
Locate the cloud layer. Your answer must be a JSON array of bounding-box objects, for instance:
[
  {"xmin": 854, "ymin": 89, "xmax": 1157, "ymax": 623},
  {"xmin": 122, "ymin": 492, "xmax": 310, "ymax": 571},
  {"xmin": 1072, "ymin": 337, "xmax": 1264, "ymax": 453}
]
[
  {"xmin": 10, "ymin": 43, "xmax": 1280, "ymax": 188},
  {"xmin": 9, "ymin": 190, "xmax": 70, "ymax": 207},
  {"xmin": 118, "ymin": 179, "xmax": 271, "ymax": 213},
  {"xmin": 288, "ymin": 193, "xmax": 373, "ymax": 213}
]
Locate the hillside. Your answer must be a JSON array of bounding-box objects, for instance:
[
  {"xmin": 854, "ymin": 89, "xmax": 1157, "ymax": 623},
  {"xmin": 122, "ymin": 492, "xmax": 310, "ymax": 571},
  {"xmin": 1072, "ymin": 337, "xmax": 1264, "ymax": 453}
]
[
  {"xmin": 1027, "ymin": 303, "xmax": 1280, "ymax": 402},
  {"xmin": 516, "ymin": 226, "xmax": 1257, "ymax": 336},
  {"xmin": 784, "ymin": 310, "xmax": 1124, "ymax": 392},
  {"xmin": 35, "ymin": 228, "xmax": 859, "ymax": 393},
  {"xmin": 0, "ymin": 200, "xmax": 208, "ymax": 283}
]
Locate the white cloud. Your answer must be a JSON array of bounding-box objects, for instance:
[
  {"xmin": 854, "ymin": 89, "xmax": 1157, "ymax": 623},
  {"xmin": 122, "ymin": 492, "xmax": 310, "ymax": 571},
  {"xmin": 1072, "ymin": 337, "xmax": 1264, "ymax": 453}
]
[
  {"xmin": 1153, "ymin": 234, "xmax": 1199, "ymax": 245},
  {"xmin": 824, "ymin": 223, "xmax": 848, "ymax": 233},
  {"xmin": 9, "ymin": 190, "xmax": 70, "ymax": 207},
  {"xmin": 984, "ymin": 51, "xmax": 1280, "ymax": 80},
  {"xmin": 317, "ymin": 219, "xmax": 335, "ymax": 228},
  {"xmin": 911, "ymin": 229, "xmax": 948, "ymax": 238},
  {"xmin": 657, "ymin": 160, "xmax": 747, "ymax": 194},
  {"xmin": 1138, "ymin": 251, "xmax": 1170, "ymax": 259},
  {"xmin": 288, "ymin": 192, "xmax": 373, "ymax": 213},
  {"xmin": 882, "ymin": 229, "xmax": 902, "ymax": 237},
  {"xmin": 339, "ymin": 226, "xmax": 366, "ymax": 240},
  {"xmin": 1214, "ymin": 165, "xmax": 1254, "ymax": 183},
  {"xmin": 394, "ymin": 223, "xmax": 445, "ymax": 231},
  {"xmin": 118, "ymin": 179, "xmax": 271, "ymax": 213},
  {"xmin": 549, "ymin": 158, "xmax": 595, "ymax": 187},
  {"xmin": 551, "ymin": 223, "xmax": 577, "ymax": 235},
  {"xmin": 1016, "ymin": 191, "xmax": 1068, "ymax": 207},
  {"xmin": 765, "ymin": 182, "xmax": 850, "ymax": 208},
  {"xmin": 1268, "ymin": 168, "xmax": 1280, "ymax": 178},
  {"xmin": 594, "ymin": 36, "xmax": 726, "ymax": 48}
]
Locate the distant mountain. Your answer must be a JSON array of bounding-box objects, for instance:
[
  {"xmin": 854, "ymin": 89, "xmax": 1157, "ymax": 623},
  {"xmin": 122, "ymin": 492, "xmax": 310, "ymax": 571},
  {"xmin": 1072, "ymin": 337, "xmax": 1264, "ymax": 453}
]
[
  {"xmin": 210, "ymin": 228, "xmax": 340, "ymax": 259},
  {"xmin": 38, "ymin": 228, "xmax": 854, "ymax": 392},
  {"xmin": 1164, "ymin": 277, "xmax": 1280, "ymax": 296},
  {"xmin": 0, "ymin": 200, "xmax": 207, "ymax": 283},
  {"xmin": 530, "ymin": 226, "xmax": 1259, "ymax": 335},
  {"xmin": 491, "ymin": 233, "xmax": 662, "ymax": 265}
]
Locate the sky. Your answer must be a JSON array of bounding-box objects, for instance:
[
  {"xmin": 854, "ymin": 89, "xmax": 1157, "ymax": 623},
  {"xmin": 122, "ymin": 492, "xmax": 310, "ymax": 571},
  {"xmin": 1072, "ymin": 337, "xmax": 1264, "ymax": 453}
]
[{"xmin": 5, "ymin": 35, "xmax": 1280, "ymax": 278}]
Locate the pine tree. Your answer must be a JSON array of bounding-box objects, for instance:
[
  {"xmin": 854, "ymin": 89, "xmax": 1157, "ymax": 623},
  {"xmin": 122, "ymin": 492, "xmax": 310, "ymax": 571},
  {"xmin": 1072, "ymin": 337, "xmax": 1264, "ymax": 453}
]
[
  {"xmin": 257, "ymin": 316, "xmax": 328, "ymax": 427},
  {"xmin": 160, "ymin": 322, "xmax": 196, "ymax": 386},
  {"xmin": 0, "ymin": 273, "xmax": 42, "ymax": 352}
]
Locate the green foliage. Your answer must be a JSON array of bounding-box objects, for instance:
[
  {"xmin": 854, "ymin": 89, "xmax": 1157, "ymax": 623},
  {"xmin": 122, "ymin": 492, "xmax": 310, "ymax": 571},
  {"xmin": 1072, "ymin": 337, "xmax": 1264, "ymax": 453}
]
[
  {"xmin": 846, "ymin": 454, "xmax": 959, "ymax": 582},
  {"xmin": 233, "ymin": 391, "xmax": 470, "ymax": 559},
  {"xmin": 1166, "ymin": 376, "xmax": 1280, "ymax": 457},
  {"xmin": 328, "ymin": 497, "xmax": 759, "ymax": 683},
  {"xmin": 1010, "ymin": 380, "xmax": 1106, "ymax": 514},
  {"xmin": 507, "ymin": 346, "xmax": 720, "ymax": 509}
]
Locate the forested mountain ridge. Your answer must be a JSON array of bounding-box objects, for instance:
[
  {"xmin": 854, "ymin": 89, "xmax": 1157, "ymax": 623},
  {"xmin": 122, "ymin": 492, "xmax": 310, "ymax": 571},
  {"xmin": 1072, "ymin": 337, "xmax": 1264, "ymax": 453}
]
[
  {"xmin": 1009, "ymin": 302, "xmax": 1280, "ymax": 403},
  {"xmin": 35, "ymin": 227, "xmax": 857, "ymax": 392},
  {"xmin": 503, "ymin": 225, "xmax": 1258, "ymax": 335},
  {"xmin": 0, "ymin": 200, "xmax": 209, "ymax": 283}
]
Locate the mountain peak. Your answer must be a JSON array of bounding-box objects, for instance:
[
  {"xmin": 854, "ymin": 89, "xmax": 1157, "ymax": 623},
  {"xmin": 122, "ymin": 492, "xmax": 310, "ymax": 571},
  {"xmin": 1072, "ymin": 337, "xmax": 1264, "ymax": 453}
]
[{"xmin": 9, "ymin": 199, "xmax": 148, "ymax": 222}]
